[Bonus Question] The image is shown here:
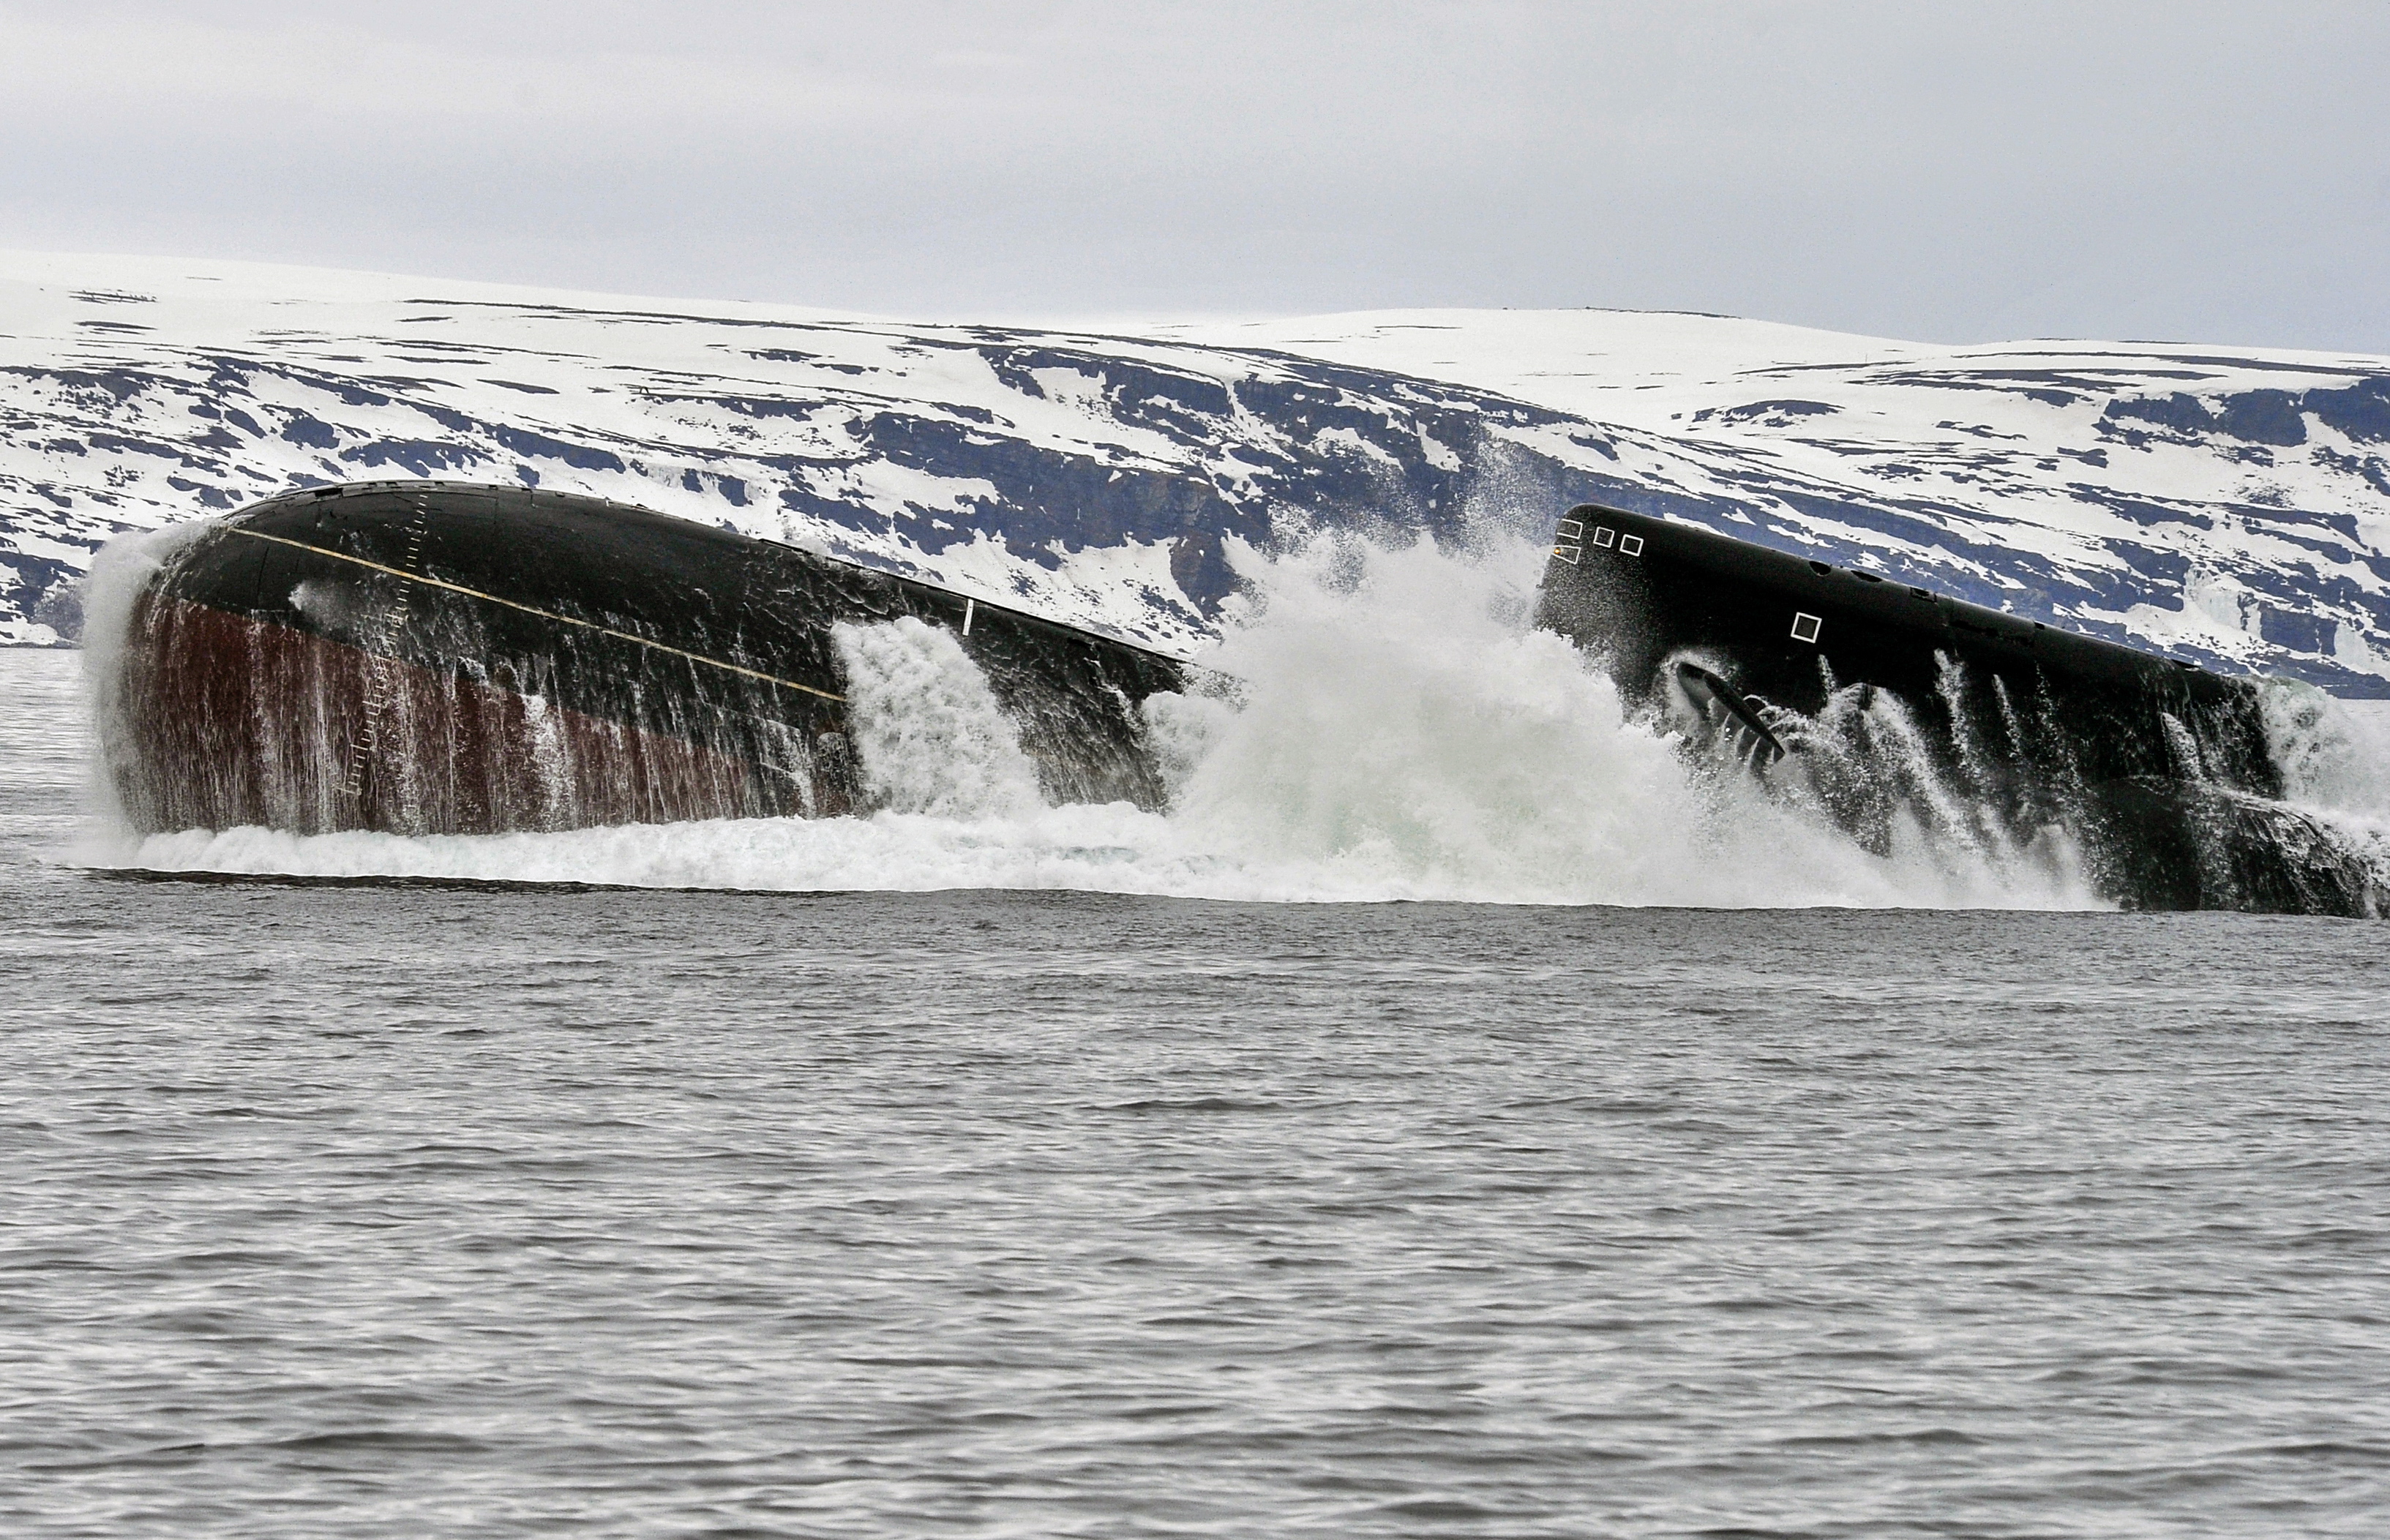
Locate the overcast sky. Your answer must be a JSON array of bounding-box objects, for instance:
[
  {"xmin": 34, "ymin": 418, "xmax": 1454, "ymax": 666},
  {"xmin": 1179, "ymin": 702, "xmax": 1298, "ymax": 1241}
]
[{"xmin": 4, "ymin": 1, "xmax": 2386, "ymax": 350}]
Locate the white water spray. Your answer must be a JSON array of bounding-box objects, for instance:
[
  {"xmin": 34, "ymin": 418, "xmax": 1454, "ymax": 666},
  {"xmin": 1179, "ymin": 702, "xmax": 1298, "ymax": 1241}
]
[
  {"xmin": 2254, "ymin": 682, "xmax": 2390, "ymax": 887},
  {"xmin": 2260, "ymin": 682, "xmax": 2390, "ymax": 819},
  {"xmin": 77, "ymin": 519, "xmax": 220, "ymax": 830}
]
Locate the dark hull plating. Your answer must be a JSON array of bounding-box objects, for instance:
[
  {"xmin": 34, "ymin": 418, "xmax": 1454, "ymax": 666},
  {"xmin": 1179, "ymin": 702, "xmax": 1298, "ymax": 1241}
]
[
  {"xmin": 110, "ymin": 482, "xmax": 1186, "ymax": 835},
  {"xmin": 1535, "ymin": 504, "xmax": 2384, "ymax": 915}
]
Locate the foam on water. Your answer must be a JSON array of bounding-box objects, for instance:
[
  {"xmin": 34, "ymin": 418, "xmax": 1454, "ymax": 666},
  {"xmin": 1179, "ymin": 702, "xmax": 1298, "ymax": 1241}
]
[{"xmin": 80, "ymin": 531, "xmax": 2112, "ymax": 908}]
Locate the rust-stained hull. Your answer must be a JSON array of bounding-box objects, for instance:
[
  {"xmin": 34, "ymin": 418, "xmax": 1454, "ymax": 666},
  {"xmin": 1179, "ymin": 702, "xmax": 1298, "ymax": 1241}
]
[{"xmin": 116, "ymin": 593, "xmax": 789, "ymax": 834}]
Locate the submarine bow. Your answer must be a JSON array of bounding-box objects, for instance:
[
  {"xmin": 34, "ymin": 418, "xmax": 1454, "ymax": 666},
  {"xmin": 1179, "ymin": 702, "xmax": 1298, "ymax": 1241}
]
[
  {"xmin": 1533, "ymin": 503, "xmax": 2386, "ymax": 916},
  {"xmin": 105, "ymin": 481, "xmax": 1186, "ymax": 835}
]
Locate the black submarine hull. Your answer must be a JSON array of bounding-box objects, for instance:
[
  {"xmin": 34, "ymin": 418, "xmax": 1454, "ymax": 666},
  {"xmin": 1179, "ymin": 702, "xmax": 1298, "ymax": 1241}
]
[
  {"xmin": 108, "ymin": 481, "xmax": 1186, "ymax": 835},
  {"xmin": 1534, "ymin": 503, "xmax": 2385, "ymax": 915}
]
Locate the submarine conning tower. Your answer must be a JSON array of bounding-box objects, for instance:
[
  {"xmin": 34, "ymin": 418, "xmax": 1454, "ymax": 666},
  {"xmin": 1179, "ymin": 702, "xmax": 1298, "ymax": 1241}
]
[
  {"xmin": 105, "ymin": 481, "xmax": 1188, "ymax": 837},
  {"xmin": 1532, "ymin": 503, "xmax": 2383, "ymax": 915},
  {"xmin": 1533, "ymin": 503, "xmax": 2280, "ymax": 795}
]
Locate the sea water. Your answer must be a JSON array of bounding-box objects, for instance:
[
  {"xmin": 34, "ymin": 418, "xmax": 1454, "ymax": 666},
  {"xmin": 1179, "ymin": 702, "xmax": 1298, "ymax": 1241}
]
[{"xmin": 6, "ymin": 538, "xmax": 2390, "ymax": 1536}]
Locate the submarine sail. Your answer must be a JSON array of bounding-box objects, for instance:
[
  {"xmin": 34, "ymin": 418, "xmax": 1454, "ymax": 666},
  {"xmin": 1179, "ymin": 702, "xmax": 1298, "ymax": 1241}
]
[
  {"xmin": 105, "ymin": 481, "xmax": 1186, "ymax": 835},
  {"xmin": 1534, "ymin": 503, "xmax": 2385, "ymax": 916}
]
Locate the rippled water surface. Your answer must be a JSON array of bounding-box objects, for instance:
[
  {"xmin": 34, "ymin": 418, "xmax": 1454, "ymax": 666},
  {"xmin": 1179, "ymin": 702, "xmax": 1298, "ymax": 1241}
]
[{"xmin": 6, "ymin": 649, "xmax": 2389, "ymax": 1537}]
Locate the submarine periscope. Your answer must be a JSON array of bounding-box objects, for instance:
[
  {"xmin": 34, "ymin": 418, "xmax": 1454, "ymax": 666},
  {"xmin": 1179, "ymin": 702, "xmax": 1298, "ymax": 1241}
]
[
  {"xmin": 102, "ymin": 481, "xmax": 1186, "ymax": 837},
  {"xmin": 1533, "ymin": 503, "xmax": 2386, "ymax": 915}
]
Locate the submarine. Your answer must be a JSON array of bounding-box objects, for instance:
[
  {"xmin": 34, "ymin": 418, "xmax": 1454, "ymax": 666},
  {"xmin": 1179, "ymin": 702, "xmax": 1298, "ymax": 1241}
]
[
  {"xmin": 1534, "ymin": 503, "xmax": 2386, "ymax": 915},
  {"xmin": 103, "ymin": 481, "xmax": 1187, "ymax": 835},
  {"xmin": 102, "ymin": 479, "xmax": 2381, "ymax": 914}
]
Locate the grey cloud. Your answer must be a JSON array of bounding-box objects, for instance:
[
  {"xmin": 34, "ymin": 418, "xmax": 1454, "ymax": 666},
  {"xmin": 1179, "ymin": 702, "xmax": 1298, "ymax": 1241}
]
[{"xmin": 1, "ymin": 0, "xmax": 2384, "ymax": 348}]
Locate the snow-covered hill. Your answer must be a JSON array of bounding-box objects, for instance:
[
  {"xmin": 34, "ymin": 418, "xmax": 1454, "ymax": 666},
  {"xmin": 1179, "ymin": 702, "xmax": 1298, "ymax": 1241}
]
[{"xmin": 7, "ymin": 252, "xmax": 2389, "ymax": 696}]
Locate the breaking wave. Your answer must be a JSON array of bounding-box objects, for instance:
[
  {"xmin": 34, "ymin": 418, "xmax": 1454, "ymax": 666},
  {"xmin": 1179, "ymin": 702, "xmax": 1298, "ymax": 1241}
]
[{"xmin": 76, "ymin": 531, "xmax": 2390, "ymax": 908}]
